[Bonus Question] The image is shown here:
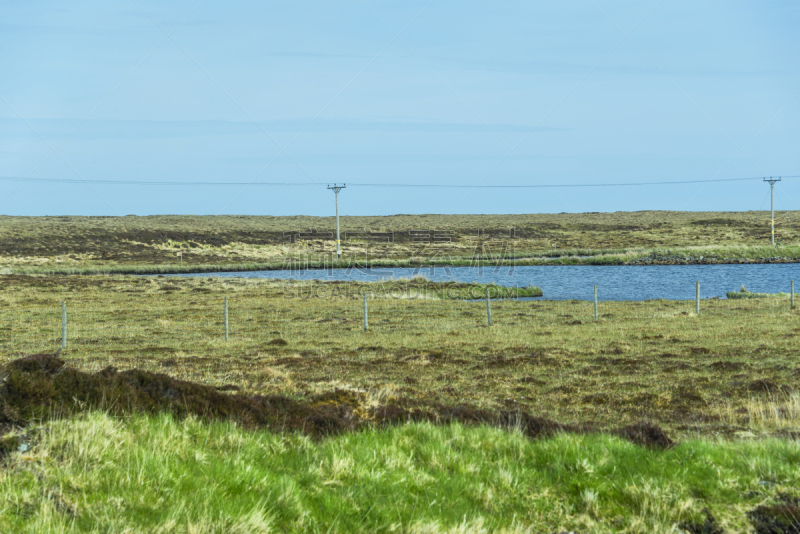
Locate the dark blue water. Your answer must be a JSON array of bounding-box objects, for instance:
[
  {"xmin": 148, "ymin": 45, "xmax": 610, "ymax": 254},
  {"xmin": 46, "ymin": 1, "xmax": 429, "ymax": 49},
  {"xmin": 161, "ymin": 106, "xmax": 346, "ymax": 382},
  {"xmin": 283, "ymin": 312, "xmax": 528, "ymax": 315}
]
[{"xmin": 168, "ymin": 263, "xmax": 800, "ymax": 301}]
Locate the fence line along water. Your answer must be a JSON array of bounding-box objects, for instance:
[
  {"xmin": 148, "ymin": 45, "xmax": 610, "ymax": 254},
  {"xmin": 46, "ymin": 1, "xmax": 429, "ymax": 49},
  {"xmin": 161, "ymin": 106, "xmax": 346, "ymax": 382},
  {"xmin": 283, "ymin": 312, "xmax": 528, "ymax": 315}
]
[{"xmin": 0, "ymin": 281, "xmax": 796, "ymax": 357}]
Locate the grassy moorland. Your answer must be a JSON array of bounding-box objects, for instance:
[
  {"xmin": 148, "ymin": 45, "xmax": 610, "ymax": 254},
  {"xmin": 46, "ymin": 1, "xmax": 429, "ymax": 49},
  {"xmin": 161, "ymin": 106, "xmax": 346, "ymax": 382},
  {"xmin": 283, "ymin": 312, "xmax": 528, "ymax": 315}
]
[
  {"xmin": 0, "ymin": 213, "xmax": 798, "ymax": 534},
  {"xmin": 2, "ymin": 211, "xmax": 800, "ymax": 274},
  {"xmin": 1, "ymin": 274, "xmax": 797, "ymax": 438},
  {"xmin": 1, "ymin": 274, "xmax": 800, "ymax": 531},
  {"xmin": 1, "ymin": 413, "xmax": 798, "ymax": 533}
]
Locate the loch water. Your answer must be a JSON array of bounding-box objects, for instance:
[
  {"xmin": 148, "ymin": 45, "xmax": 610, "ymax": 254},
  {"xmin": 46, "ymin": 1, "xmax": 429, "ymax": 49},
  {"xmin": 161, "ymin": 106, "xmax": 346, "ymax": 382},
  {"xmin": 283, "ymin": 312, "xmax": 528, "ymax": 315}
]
[{"xmin": 168, "ymin": 263, "xmax": 800, "ymax": 301}]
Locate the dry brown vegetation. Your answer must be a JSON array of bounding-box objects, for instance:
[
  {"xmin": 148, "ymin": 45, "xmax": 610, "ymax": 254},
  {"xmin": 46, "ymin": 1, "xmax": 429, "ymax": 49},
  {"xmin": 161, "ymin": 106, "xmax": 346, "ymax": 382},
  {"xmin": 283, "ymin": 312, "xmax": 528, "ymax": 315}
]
[
  {"xmin": 1, "ymin": 352, "xmax": 675, "ymax": 450},
  {"xmin": 1, "ymin": 210, "xmax": 798, "ymax": 268},
  {"xmin": 1, "ymin": 274, "xmax": 798, "ymax": 440}
]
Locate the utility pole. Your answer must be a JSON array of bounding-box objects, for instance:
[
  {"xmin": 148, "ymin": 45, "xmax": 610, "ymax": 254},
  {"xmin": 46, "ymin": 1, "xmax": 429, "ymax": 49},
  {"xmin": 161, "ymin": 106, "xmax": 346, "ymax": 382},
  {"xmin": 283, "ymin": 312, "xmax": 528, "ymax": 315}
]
[
  {"xmin": 327, "ymin": 184, "xmax": 346, "ymax": 260},
  {"xmin": 764, "ymin": 177, "xmax": 781, "ymax": 246}
]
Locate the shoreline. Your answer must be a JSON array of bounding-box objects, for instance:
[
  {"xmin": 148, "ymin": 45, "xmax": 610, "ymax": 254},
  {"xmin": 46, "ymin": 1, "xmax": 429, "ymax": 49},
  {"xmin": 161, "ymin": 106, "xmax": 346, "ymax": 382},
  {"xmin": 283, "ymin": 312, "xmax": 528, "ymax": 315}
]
[{"xmin": 5, "ymin": 254, "xmax": 800, "ymax": 276}]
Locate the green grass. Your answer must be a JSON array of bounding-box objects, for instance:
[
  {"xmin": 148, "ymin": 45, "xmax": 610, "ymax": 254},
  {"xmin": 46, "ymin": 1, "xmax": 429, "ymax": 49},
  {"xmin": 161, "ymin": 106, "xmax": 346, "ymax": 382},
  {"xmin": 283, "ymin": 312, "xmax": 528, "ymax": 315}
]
[
  {"xmin": 727, "ymin": 289, "xmax": 790, "ymax": 299},
  {"xmin": 366, "ymin": 279, "xmax": 543, "ymax": 300},
  {"xmin": 2, "ymin": 412, "xmax": 799, "ymax": 533}
]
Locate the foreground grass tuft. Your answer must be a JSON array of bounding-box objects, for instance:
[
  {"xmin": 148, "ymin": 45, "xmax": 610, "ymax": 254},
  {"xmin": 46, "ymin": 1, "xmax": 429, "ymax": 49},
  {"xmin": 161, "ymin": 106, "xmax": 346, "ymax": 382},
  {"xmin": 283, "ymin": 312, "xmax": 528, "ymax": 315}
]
[{"xmin": 1, "ymin": 413, "xmax": 799, "ymax": 533}]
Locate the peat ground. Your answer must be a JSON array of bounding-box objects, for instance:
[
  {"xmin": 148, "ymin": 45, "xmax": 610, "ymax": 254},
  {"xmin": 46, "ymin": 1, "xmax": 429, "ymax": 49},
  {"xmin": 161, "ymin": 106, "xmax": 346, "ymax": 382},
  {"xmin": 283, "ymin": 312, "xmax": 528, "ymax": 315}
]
[
  {"xmin": 0, "ymin": 352, "xmax": 672, "ymax": 449},
  {"xmin": 2, "ymin": 211, "xmax": 800, "ymax": 272}
]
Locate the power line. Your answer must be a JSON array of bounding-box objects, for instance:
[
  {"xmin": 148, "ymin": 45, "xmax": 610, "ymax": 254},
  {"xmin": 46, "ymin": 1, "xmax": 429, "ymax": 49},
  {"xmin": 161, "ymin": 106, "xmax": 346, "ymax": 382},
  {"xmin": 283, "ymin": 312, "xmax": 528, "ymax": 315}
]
[
  {"xmin": 0, "ymin": 175, "xmax": 797, "ymax": 188},
  {"xmin": 330, "ymin": 176, "xmax": 800, "ymax": 188}
]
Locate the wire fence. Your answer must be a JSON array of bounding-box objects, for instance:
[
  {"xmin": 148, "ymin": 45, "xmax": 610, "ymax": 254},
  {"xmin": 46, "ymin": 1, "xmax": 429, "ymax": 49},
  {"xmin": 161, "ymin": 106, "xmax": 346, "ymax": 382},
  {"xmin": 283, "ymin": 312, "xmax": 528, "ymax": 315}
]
[{"xmin": 0, "ymin": 281, "xmax": 796, "ymax": 356}]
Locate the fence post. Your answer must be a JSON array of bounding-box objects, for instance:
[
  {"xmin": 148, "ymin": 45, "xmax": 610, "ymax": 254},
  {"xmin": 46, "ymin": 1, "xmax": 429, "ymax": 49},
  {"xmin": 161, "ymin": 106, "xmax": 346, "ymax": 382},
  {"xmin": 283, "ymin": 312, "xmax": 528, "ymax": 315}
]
[
  {"xmin": 61, "ymin": 301, "xmax": 67, "ymax": 349},
  {"xmin": 486, "ymin": 287, "xmax": 492, "ymax": 326},
  {"xmin": 594, "ymin": 285, "xmax": 598, "ymax": 321},
  {"xmin": 695, "ymin": 281, "xmax": 700, "ymax": 315},
  {"xmin": 792, "ymin": 280, "xmax": 795, "ymax": 309},
  {"xmin": 363, "ymin": 293, "xmax": 368, "ymax": 332},
  {"xmin": 224, "ymin": 297, "xmax": 229, "ymax": 341}
]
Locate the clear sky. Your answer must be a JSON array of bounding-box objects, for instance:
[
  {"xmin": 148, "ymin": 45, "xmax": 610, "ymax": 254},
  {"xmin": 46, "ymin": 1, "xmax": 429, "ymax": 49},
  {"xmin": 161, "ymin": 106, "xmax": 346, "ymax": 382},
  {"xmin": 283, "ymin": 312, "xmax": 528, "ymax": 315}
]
[{"xmin": 1, "ymin": 1, "xmax": 798, "ymax": 217}]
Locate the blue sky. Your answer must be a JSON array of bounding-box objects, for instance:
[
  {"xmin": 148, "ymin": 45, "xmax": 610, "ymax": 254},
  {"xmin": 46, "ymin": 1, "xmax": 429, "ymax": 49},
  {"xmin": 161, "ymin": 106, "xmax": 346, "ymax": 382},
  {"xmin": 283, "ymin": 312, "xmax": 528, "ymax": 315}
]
[{"xmin": 1, "ymin": 0, "xmax": 799, "ymax": 216}]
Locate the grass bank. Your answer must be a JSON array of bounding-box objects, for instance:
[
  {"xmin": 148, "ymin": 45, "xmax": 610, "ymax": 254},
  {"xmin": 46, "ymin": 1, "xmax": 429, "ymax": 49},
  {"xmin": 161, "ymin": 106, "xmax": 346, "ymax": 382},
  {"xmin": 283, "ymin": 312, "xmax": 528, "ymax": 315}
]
[
  {"xmin": 5, "ymin": 257, "xmax": 541, "ymax": 277},
  {"xmin": 1, "ymin": 412, "xmax": 799, "ymax": 533},
  {"xmin": 727, "ymin": 287, "xmax": 791, "ymax": 299},
  {"xmin": 359, "ymin": 279, "xmax": 542, "ymax": 299}
]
